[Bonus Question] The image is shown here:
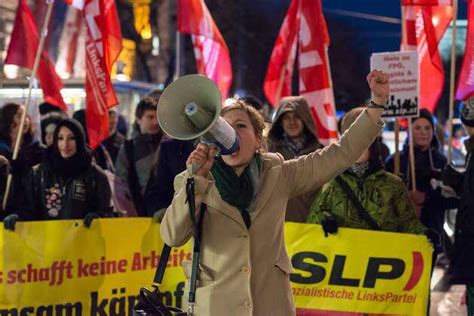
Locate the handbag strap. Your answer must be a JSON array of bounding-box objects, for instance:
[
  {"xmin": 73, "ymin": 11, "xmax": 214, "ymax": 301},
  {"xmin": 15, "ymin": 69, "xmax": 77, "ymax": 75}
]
[{"xmin": 335, "ymin": 176, "xmax": 381, "ymax": 231}]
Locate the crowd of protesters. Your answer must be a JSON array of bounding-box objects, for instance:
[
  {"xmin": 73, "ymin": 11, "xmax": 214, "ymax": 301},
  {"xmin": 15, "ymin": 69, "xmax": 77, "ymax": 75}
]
[{"xmin": 0, "ymin": 76, "xmax": 474, "ymax": 313}]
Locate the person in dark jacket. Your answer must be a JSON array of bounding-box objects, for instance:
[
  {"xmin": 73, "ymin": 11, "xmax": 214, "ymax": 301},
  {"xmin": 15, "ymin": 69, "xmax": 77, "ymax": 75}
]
[
  {"xmin": 3, "ymin": 118, "xmax": 113, "ymax": 230},
  {"xmin": 115, "ymin": 97, "xmax": 164, "ymax": 216},
  {"xmin": 385, "ymin": 109, "xmax": 447, "ymax": 249},
  {"xmin": 0, "ymin": 103, "xmax": 45, "ymax": 170},
  {"xmin": 443, "ymin": 99, "xmax": 474, "ymax": 315},
  {"xmin": 144, "ymin": 139, "xmax": 195, "ymax": 220},
  {"xmin": 267, "ymin": 96, "xmax": 322, "ymax": 222},
  {"xmin": 0, "ymin": 103, "xmax": 45, "ymax": 215},
  {"xmin": 102, "ymin": 108, "xmax": 125, "ymax": 163}
]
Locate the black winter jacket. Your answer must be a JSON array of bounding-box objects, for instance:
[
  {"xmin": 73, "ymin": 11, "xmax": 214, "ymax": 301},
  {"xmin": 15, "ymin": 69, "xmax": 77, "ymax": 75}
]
[
  {"xmin": 23, "ymin": 162, "xmax": 112, "ymax": 221},
  {"xmin": 449, "ymin": 137, "xmax": 474, "ymax": 284},
  {"xmin": 385, "ymin": 137, "xmax": 447, "ymax": 235},
  {"xmin": 144, "ymin": 139, "xmax": 194, "ymax": 216}
]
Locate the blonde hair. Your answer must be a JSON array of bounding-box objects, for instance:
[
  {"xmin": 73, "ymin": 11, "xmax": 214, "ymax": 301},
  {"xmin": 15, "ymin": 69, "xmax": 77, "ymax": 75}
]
[{"xmin": 221, "ymin": 100, "xmax": 266, "ymax": 140}]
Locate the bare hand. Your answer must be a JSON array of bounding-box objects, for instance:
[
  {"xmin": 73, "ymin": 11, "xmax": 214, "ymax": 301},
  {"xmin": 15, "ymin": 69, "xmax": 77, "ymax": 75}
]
[
  {"xmin": 367, "ymin": 70, "xmax": 390, "ymax": 105},
  {"xmin": 186, "ymin": 143, "xmax": 217, "ymax": 177}
]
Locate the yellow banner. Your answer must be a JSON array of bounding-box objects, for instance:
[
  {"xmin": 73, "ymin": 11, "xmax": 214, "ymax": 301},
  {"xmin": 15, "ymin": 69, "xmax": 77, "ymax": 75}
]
[
  {"xmin": 285, "ymin": 223, "xmax": 432, "ymax": 315},
  {"xmin": 0, "ymin": 219, "xmax": 431, "ymax": 315}
]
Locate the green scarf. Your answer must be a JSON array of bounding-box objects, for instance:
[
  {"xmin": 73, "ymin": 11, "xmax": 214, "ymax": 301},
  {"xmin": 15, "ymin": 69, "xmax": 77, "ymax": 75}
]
[{"xmin": 210, "ymin": 154, "xmax": 262, "ymax": 229}]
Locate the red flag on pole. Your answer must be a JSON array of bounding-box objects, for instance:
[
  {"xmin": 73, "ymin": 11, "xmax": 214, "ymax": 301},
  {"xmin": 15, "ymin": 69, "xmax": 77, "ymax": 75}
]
[
  {"xmin": 65, "ymin": 0, "xmax": 122, "ymax": 148},
  {"xmin": 456, "ymin": 0, "xmax": 474, "ymax": 100},
  {"xmin": 5, "ymin": 0, "xmax": 67, "ymax": 110},
  {"xmin": 263, "ymin": 0, "xmax": 299, "ymax": 106},
  {"xmin": 298, "ymin": 0, "xmax": 337, "ymax": 143},
  {"xmin": 264, "ymin": 0, "xmax": 337, "ymax": 143},
  {"xmin": 177, "ymin": 0, "xmax": 232, "ymax": 99},
  {"xmin": 401, "ymin": 2, "xmax": 453, "ymax": 112}
]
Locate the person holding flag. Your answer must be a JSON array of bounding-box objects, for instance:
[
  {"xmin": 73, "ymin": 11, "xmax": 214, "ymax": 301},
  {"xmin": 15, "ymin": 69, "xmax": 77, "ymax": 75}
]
[{"xmin": 0, "ymin": 103, "xmax": 45, "ymax": 215}]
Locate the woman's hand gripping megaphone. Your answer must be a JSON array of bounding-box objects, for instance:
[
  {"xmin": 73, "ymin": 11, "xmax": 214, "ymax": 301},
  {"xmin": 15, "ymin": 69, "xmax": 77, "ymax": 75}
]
[{"xmin": 186, "ymin": 143, "xmax": 218, "ymax": 177}]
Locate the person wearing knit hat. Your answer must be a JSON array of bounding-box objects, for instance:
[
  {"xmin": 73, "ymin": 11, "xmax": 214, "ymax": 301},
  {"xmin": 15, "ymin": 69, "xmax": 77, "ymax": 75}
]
[
  {"xmin": 3, "ymin": 118, "xmax": 113, "ymax": 231},
  {"xmin": 308, "ymin": 107, "xmax": 426, "ymax": 236},
  {"xmin": 443, "ymin": 97, "xmax": 474, "ymax": 315}
]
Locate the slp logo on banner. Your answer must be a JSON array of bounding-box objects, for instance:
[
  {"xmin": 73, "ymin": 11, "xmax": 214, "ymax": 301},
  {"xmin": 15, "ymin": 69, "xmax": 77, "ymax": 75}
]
[
  {"xmin": 0, "ymin": 220, "xmax": 431, "ymax": 315},
  {"xmin": 286, "ymin": 223, "xmax": 432, "ymax": 315}
]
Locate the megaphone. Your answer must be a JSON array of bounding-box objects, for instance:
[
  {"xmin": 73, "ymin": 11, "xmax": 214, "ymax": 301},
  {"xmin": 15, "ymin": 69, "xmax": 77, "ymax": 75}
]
[{"xmin": 157, "ymin": 74, "xmax": 239, "ymax": 155}]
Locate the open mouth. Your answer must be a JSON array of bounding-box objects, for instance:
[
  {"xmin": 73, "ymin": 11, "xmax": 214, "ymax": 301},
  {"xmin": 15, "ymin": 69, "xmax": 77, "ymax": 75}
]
[{"xmin": 230, "ymin": 148, "xmax": 240, "ymax": 157}]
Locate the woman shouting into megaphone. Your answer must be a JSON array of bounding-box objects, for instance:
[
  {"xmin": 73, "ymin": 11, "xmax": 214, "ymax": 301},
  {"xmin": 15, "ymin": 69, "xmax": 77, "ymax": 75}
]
[{"xmin": 160, "ymin": 70, "xmax": 390, "ymax": 315}]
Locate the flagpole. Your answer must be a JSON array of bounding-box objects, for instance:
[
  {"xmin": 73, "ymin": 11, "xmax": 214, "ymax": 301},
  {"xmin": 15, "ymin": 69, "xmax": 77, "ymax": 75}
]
[
  {"xmin": 2, "ymin": 0, "xmax": 55, "ymax": 211},
  {"xmin": 174, "ymin": 0, "xmax": 182, "ymax": 81},
  {"xmin": 174, "ymin": 31, "xmax": 181, "ymax": 81},
  {"xmin": 447, "ymin": 0, "xmax": 458, "ymax": 164},
  {"xmin": 401, "ymin": 5, "xmax": 416, "ymax": 190},
  {"xmin": 394, "ymin": 119, "xmax": 400, "ymax": 175},
  {"xmin": 274, "ymin": 57, "xmax": 289, "ymax": 105},
  {"xmin": 324, "ymin": 44, "xmax": 338, "ymax": 143},
  {"xmin": 324, "ymin": 45, "xmax": 335, "ymax": 102},
  {"xmin": 395, "ymin": 6, "xmax": 409, "ymax": 176}
]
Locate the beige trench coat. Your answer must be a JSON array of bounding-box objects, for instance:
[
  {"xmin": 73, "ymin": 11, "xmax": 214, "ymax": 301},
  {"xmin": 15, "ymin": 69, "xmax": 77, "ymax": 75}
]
[{"xmin": 161, "ymin": 111, "xmax": 383, "ymax": 316}]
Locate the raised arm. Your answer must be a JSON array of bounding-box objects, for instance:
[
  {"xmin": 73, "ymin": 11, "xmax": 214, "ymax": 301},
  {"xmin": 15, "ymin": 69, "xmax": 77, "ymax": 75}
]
[
  {"xmin": 365, "ymin": 70, "xmax": 390, "ymax": 125},
  {"xmin": 283, "ymin": 70, "xmax": 389, "ymax": 197}
]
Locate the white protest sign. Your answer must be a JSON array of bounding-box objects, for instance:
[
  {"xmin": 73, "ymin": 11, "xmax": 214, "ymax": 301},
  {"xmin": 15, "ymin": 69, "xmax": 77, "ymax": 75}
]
[{"xmin": 370, "ymin": 51, "xmax": 419, "ymax": 118}]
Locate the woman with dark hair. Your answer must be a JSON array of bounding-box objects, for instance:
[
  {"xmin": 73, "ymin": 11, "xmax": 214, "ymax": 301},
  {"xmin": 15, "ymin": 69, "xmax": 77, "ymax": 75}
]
[
  {"xmin": 3, "ymin": 118, "xmax": 113, "ymax": 230},
  {"xmin": 307, "ymin": 107, "xmax": 425, "ymax": 235}
]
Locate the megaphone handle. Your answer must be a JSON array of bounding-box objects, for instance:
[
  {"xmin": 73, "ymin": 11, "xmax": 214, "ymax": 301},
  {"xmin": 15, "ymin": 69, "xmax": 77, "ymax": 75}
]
[
  {"xmin": 186, "ymin": 142, "xmax": 218, "ymax": 176},
  {"xmin": 187, "ymin": 162, "xmax": 202, "ymax": 176}
]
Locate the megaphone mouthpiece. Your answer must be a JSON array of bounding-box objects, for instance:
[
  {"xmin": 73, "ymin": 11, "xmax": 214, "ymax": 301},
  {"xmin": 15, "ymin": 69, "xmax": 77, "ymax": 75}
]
[{"xmin": 184, "ymin": 102, "xmax": 214, "ymax": 131}]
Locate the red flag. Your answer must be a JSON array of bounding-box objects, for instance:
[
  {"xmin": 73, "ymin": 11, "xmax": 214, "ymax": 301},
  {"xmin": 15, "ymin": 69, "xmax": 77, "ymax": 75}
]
[
  {"xmin": 68, "ymin": 0, "xmax": 122, "ymax": 148},
  {"xmin": 177, "ymin": 0, "xmax": 232, "ymax": 99},
  {"xmin": 263, "ymin": 0, "xmax": 299, "ymax": 106},
  {"xmin": 5, "ymin": 0, "xmax": 67, "ymax": 110},
  {"xmin": 402, "ymin": 3, "xmax": 453, "ymax": 112},
  {"xmin": 456, "ymin": 0, "xmax": 474, "ymax": 100},
  {"xmin": 264, "ymin": 0, "xmax": 337, "ymax": 143},
  {"xmin": 298, "ymin": 0, "xmax": 337, "ymax": 143}
]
